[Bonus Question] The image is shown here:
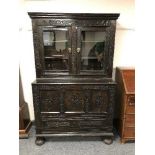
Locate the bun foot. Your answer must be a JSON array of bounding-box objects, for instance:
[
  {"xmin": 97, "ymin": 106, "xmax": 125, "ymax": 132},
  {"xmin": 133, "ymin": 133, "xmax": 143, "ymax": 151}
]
[
  {"xmin": 35, "ymin": 137, "xmax": 45, "ymax": 146},
  {"xmin": 103, "ymin": 138, "xmax": 113, "ymax": 145}
]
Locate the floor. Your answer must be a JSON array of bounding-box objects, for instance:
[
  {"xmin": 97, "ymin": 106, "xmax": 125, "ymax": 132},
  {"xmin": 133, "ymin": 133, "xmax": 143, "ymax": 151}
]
[{"xmin": 19, "ymin": 126, "xmax": 135, "ymax": 155}]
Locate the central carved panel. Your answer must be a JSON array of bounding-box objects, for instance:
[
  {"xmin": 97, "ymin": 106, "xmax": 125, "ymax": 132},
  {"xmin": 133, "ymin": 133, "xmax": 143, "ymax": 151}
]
[{"xmin": 64, "ymin": 91, "xmax": 85, "ymax": 112}]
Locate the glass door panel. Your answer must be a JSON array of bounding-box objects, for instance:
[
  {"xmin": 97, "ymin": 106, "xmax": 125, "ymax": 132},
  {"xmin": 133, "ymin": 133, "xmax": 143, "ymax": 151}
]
[
  {"xmin": 79, "ymin": 29, "xmax": 107, "ymax": 74},
  {"xmin": 43, "ymin": 27, "xmax": 70, "ymax": 71}
]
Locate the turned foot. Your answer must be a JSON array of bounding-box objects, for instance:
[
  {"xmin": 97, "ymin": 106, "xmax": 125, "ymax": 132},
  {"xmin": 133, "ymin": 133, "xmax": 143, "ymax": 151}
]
[
  {"xmin": 35, "ymin": 137, "xmax": 45, "ymax": 146},
  {"xmin": 103, "ymin": 138, "xmax": 113, "ymax": 145}
]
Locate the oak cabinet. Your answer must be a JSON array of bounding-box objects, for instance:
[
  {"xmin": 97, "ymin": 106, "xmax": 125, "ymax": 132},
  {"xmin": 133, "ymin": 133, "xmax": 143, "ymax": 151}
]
[{"xmin": 29, "ymin": 12, "xmax": 119, "ymax": 145}]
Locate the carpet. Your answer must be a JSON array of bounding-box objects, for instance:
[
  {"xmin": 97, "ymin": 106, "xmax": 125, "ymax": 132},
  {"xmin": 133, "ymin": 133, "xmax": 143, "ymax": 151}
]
[{"xmin": 19, "ymin": 126, "xmax": 135, "ymax": 155}]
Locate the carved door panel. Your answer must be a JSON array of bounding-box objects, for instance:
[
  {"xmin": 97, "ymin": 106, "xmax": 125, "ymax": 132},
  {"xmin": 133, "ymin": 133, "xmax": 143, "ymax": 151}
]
[
  {"xmin": 40, "ymin": 90, "xmax": 61, "ymax": 113},
  {"xmin": 89, "ymin": 90, "xmax": 109, "ymax": 113},
  {"xmin": 64, "ymin": 90, "xmax": 85, "ymax": 113}
]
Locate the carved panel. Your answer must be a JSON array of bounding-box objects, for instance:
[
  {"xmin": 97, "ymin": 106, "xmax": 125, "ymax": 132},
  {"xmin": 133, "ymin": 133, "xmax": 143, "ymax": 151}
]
[
  {"xmin": 108, "ymin": 87, "xmax": 116, "ymax": 121},
  {"xmin": 45, "ymin": 121, "xmax": 70, "ymax": 128},
  {"xmin": 40, "ymin": 90, "xmax": 60, "ymax": 112},
  {"xmin": 71, "ymin": 26, "xmax": 77, "ymax": 74},
  {"xmin": 32, "ymin": 22, "xmax": 46, "ymax": 78},
  {"xmin": 106, "ymin": 20, "xmax": 117, "ymax": 77},
  {"xmin": 32, "ymin": 85, "xmax": 42, "ymax": 128},
  {"xmin": 64, "ymin": 90, "xmax": 85, "ymax": 112},
  {"xmin": 89, "ymin": 90, "xmax": 109, "ymax": 113}
]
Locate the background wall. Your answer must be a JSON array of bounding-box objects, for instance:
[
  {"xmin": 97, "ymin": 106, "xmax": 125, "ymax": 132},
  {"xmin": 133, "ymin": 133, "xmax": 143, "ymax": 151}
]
[{"xmin": 19, "ymin": 0, "xmax": 135, "ymax": 121}]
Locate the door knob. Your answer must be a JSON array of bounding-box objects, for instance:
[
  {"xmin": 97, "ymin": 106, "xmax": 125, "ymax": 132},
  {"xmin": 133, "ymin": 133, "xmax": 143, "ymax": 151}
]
[
  {"xmin": 77, "ymin": 48, "xmax": 80, "ymax": 53},
  {"xmin": 68, "ymin": 48, "xmax": 71, "ymax": 53}
]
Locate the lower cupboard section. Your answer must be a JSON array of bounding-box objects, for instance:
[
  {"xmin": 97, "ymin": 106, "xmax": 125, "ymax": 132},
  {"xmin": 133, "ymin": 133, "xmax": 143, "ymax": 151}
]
[{"xmin": 32, "ymin": 83, "xmax": 116, "ymax": 140}]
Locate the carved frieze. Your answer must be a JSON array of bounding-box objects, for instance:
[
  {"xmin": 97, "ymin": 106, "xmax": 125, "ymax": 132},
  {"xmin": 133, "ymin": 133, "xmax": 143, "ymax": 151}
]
[
  {"xmin": 35, "ymin": 19, "xmax": 111, "ymax": 27},
  {"xmin": 45, "ymin": 121, "xmax": 70, "ymax": 128}
]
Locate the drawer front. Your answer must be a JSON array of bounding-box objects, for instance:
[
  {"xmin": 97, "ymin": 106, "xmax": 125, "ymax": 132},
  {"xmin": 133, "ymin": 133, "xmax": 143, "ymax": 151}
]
[
  {"xmin": 125, "ymin": 95, "xmax": 135, "ymax": 114},
  {"xmin": 123, "ymin": 127, "xmax": 135, "ymax": 138},
  {"xmin": 124, "ymin": 114, "xmax": 135, "ymax": 127},
  {"xmin": 40, "ymin": 118, "xmax": 112, "ymax": 133}
]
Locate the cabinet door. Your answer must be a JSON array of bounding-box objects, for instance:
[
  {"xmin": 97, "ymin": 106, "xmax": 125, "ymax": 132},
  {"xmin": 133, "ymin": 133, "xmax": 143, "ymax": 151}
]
[
  {"xmin": 64, "ymin": 90, "xmax": 86, "ymax": 113},
  {"xmin": 76, "ymin": 27, "xmax": 113, "ymax": 76},
  {"xmin": 37, "ymin": 26, "xmax": 72, "ymax": 76},
  {"xmin": 89, "ymin": 90, "xmax": 109, "ymax": 113}
]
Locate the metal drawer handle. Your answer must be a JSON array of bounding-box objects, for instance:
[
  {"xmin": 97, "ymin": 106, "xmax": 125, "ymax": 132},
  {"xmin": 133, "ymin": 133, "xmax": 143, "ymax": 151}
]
[
  {"xmin": 129, "ymin": 101, "xmax": 135, "ymax": 106},
  {"xmin": 77, "ymin": 48, "xmax": 81, "ymax": 53},
  {"xmin": 128, "ymin": 97, "xmax": 135, "ymax": 106}
]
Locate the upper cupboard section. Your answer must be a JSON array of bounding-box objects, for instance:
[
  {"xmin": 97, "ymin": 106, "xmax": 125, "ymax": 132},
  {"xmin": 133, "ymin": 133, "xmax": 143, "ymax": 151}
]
[{"xmin": 28, "ymin": 13, "xmax": 120, "ymax": 78}]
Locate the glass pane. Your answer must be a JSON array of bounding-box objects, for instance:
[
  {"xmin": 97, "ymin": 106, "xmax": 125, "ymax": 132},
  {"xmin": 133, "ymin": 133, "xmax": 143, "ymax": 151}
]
[
  {"xmin": 81, "ymin": 31, "xmax": 106, "ymax": 71},
  {"xmin": 43, "ymin": 30, "xmax": 69, "ymax": 70}
]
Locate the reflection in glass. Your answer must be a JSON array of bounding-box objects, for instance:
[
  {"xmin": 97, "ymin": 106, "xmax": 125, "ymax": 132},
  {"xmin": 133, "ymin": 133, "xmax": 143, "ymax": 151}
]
[
  {"xmin": 43, "ymin": 30, "xmax": 69, "ymax": 70},
  {"xmin": 81, "ymin": 31, "xmax": 106, "ymax": 71}
]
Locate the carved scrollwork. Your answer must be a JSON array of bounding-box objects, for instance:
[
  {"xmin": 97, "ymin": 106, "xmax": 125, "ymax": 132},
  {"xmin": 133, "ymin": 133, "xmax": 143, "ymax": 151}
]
[
  {"xmin": 35, "ymin": 19, "xmax": 111, "ymax": 27},
  {"xmin": 71, "ymin": 95, "xmax": 83, "ymax": 106},
  {"xmin": 106, "ymin": 20, "xmax": 116, "ymax": 76},
  {"xmin": 95, "ymin": 95, "xmax": 104, "ymax": 107},
  {"xmin": 40, "ymin": 90, "xmax": 60, "ymax": 112},
  {"xmin": 32, "ymin": 85, "xmax": 42, "ymax": 127},
  {"xmin": 108, "ymin": 86, "xmax": 116, "ymax": 117},
  {"xmin": 46, "ymin": 121, "xmax": 70, "ymax": 128},
  {"xmin": 39, "ymin": 84, "xmax": 63, "ymax": 90}
]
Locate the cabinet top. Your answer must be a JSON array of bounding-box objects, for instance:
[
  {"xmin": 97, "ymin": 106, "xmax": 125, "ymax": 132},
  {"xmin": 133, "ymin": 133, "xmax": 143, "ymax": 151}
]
[{"xmin": 28, "ymin": 12, "xmax": 120, "ymax": 20}]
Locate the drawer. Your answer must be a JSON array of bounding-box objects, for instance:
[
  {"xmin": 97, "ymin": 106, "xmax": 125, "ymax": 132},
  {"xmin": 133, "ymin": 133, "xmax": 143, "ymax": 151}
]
[
  {"xmin": 125, "ymin": 95, "xmax": 135, "ymax": 114},
  {"xmin": 124, "ymin": 114, "xmax": 135, "ymax": 127},
  {"xmin": 40, "ymin": 118, "xmax": 112, "ymax": 132},
  {"xmin": 123, "ymin": 127, "xmax": 135, "ymax": 138}
]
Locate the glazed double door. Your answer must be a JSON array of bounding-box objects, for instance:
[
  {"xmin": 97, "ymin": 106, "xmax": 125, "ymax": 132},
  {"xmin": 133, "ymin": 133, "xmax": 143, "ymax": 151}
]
[{"xmin": 37, "ymin": 25, "xmax": 111, "ymax": 77}]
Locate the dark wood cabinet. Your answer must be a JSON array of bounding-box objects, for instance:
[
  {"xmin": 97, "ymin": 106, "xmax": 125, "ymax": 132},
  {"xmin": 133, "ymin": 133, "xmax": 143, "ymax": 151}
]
[
  {"xmin": 115, "ymin": 67, "xmax": 135, "ymax": 143},
  {"xmin": 29, "ymin": 12, "xmax": 119, "ymax": 145}
]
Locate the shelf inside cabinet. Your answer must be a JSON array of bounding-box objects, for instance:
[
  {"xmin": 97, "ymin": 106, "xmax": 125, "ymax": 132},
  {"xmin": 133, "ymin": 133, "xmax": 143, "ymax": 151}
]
[
  {"xmin": 82, "ymin": 57, "xmax": 98, "ymax": 60},
  {"xmin": 44, "ymin": 56, "xmax": 69, "ymax": 60},
  {"xmin": 82, "ymin": 41, "xmax": 104, "ymax": 43}
]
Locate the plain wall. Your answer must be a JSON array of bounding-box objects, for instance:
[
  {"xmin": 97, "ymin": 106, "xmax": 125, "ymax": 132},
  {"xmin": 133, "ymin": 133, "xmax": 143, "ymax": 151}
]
[{"xmin": 19, "ymin": 0, "xmax": 135, "ymax": 121}]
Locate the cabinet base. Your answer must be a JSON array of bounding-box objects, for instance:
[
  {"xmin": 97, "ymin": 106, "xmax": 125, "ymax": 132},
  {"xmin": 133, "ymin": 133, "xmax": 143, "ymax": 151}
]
[
  {"xmin": 35, "ymin": 132, "xmax": 114, "ymax": 145},
  {"xmin": 35, "ymin": 137, "xmax": 45, "ymax": 146},
  {"xmin": 120, "ymin": 138, "xmax": 135, "ymax": 144},
  {"xmin": 103, "ymin": 138, "xmax": 113, "ymax": 145}
]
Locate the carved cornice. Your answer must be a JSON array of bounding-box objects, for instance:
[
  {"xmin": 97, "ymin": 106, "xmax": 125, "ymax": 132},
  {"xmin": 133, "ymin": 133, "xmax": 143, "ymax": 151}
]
[{"xmin": 28, "ymin": 12, "xmax": 120, "ymax": 20}]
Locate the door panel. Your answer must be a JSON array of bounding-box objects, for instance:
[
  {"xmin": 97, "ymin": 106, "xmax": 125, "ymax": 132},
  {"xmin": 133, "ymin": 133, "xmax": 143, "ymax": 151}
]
[
  {"xmin": 77, "ymin": 27, "xmax": 109, "ymax": 75},
  {"xmin": 40, "ymin": 26, "xmax": 72, "ymax": 75},
  {"xmin": 40, "ymin": 90, "xmax": 61, "ymax": 113},
  {"xmin": 64, "ymin": 90, "xmax": 85, "ymax": 113},
  {"xmin": 89, "ymin": 90, "xmax": 109, "ymax": 113}
]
